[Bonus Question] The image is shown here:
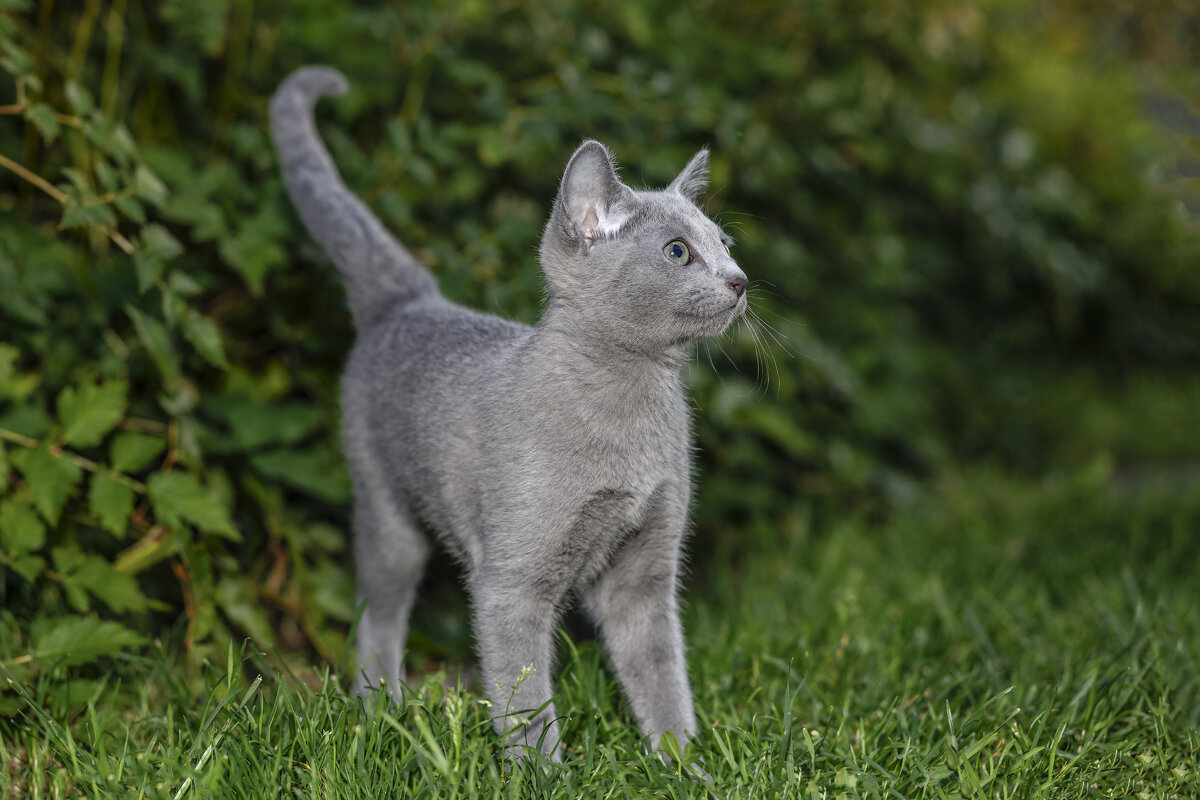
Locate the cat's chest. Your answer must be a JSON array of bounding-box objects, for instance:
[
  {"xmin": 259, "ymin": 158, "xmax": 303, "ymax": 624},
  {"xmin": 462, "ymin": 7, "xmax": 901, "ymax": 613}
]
[
  {"xmin": 555, "ymin": 485, "xmax": 655, "ymax": 588},
  {"xmin": 555, "ymin": 417, "xmax": 684, "ymax": 577},
  {"xmin": 561, "ymin": 388, "xmax": 688, "ymax": 472}
]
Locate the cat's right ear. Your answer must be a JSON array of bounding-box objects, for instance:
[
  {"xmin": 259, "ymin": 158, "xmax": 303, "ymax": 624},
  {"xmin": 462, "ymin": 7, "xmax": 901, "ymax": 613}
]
[
  {"xmin": 668, "ymin": 148, "xmax": 709, "ymax": 202},
  {"xmin": 557, "ymin": 140, "xmax": 633, "ymax": 246}
]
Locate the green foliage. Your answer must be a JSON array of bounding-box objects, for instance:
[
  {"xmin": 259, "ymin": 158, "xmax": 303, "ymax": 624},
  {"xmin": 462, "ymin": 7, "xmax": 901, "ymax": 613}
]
[
  {"xmin": 146, "ymin": 471, "xmax": 237, "ymax": 540},
  {"xmin": 0, "ymin": 497, "xmax": 45, "ymax": 562},
  {"xmin": 58, "ymin": 379, "xmax": 127, "ymax": 447},
  {"xmin": 0, "ymin": 0, "xmax": 1197, "ymax": 719},
  {"xmin": 29, "ymin": 616, "xmax": 146, "ymax": 669},
  {"xmin": 12, "ymin": 445, "xmax": 81, "ymax": 526},
  {"xmin": 87, "ymin": 470, "xmax": 135, "ymax": 537}
]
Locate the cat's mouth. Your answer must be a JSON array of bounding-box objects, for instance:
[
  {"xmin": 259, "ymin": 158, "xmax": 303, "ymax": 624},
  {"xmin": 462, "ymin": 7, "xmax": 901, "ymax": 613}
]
[{"xmin": 675, "ymin": 298, "xmax": 746, "ymax": 333}]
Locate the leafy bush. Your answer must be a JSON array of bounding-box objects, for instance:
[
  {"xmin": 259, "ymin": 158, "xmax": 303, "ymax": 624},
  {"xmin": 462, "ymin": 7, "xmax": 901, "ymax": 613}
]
[{"xmin": 0, "ymin": 0, "xmax": 1196, "ymax": 696}]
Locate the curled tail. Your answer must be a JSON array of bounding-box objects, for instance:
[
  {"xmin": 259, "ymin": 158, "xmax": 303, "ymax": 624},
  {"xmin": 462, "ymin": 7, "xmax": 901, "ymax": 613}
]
[{"xmin": 270, "ymin": 66, "xmax": 436, "ymax": 328}]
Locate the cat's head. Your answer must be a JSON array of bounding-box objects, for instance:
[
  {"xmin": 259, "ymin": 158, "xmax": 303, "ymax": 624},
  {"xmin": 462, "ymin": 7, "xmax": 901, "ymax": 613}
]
[{"xmin": 539, "ymin": 140, "xmax": 747, "ymax": 353}]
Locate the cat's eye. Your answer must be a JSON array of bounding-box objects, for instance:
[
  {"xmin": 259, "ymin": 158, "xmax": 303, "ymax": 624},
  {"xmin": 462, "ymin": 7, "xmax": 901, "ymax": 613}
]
[
  {"xmin": 664, "ymin": 240, "xmax": 692, "ymax": 265},
  {"xmin": 723, "ymin": 244, "xmax": 731, "ymax": 256}
]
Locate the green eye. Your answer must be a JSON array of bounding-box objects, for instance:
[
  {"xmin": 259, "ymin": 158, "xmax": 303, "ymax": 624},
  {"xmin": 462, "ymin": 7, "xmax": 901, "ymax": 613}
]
[{"xmin": 664, "ymin": 240, "xmax": 692, "ymax": 265}]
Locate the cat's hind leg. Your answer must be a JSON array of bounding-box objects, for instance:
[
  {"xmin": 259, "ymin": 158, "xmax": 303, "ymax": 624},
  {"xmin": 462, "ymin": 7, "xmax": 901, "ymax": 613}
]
[{"xmin": 352, "ymin": 482, "xmax": 430, "ymax": 699}]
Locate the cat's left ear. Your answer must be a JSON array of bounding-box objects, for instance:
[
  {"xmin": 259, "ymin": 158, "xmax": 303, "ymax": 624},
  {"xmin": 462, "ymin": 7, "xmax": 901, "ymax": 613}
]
[
  {"xmin": 558, "ymin": 140, "xmax": 634, "ymax": 246},
  {"xmin": 668, "ymin": 148, "xmax": 709, "ymax": 202}
]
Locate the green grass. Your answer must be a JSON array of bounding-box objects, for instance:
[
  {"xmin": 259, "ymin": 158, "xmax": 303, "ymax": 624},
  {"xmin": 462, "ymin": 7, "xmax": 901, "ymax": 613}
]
[{"xmin": 2, "ymin": 467, "xmax": 1198, "ymax": 798}]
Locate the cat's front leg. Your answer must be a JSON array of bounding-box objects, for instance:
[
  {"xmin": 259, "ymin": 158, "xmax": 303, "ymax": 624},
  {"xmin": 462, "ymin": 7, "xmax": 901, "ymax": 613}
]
[
  {"xmin": 471, "ymin": 569, "xmax": 566, "ymax": 763},
  {"xmin": 585, "ymin": 486, "xmax": 697, "ymax": 751}
]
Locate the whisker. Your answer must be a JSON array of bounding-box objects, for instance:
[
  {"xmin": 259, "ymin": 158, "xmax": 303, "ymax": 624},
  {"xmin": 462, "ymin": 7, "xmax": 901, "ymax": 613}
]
[
  {"xmin": 715, "ymin": 209, "xmax": 766, "ymax": 223},
  {"xmin": 743, "ymin": 317, "xmax": 770, "ymax": 396},
  {"xmin": 713, "ymin": 333, "xmax": 738, "ymax": 375},
  {"xmin": 746, "ymin": 285, "xmax": 785, "ymax": 303},
  {"xmin": 747, "ymin": 306, "xmax": 794, "ymax": 359},
  {"xmin": 747, "ymin": 315, "xmax": 779, "ymax": 397},
  {"xmin": 701, "ymin": 339, "xmax": 723, "ymax": 385}
]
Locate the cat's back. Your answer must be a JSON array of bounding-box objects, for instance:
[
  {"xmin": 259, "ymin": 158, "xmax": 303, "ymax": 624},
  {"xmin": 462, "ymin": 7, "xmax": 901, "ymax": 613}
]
[
  {"xmin": 354, "ymin": 291, "xmax": 527, "ymax": 367},
  {"xmin": 342, "ymin": 289, "xmax": 522, "ymax": 460}
]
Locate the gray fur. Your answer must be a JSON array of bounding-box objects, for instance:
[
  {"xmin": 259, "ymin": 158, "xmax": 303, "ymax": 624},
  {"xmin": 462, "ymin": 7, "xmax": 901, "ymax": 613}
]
[
  {"xmin": 270, "ymin": 66, "xmax": 748, "ymax": 762},
  {"xmin": 270, "ymin": 67, "xmax": 435, "ymax": 328}
]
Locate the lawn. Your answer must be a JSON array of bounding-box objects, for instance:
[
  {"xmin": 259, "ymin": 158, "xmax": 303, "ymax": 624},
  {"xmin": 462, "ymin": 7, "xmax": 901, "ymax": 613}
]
[{"xmin": 3, "ymin": 467, "xmax": 1197, "ymax": 798}]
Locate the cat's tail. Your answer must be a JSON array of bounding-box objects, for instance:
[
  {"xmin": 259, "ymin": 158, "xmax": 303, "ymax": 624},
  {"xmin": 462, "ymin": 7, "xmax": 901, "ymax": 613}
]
[{"xmin": 270, "ymin": 66, "xmax": 436, "ymax": 329}]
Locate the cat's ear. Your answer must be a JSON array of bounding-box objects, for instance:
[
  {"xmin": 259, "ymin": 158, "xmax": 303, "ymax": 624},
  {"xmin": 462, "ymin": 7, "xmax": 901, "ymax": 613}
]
[
  {"xmin": 558, "ymin": 140, "xmax": 633, "ymax": 245},
  {"xmin": 668, "ymin": 148, "xmax": 709, "ymax": 202}
]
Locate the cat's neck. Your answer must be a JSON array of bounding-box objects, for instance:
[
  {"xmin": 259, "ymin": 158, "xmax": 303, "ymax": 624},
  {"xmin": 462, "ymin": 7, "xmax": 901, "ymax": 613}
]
[{"xmin": 530, "ymin": 306, "xmax": 688, "ymax": 398}]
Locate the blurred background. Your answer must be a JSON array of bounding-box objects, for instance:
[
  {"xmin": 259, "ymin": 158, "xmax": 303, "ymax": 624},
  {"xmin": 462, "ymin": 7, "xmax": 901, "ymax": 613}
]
[{"xmin": 1, "ymin": 0, "xmax": 1198, "ymax": 681}]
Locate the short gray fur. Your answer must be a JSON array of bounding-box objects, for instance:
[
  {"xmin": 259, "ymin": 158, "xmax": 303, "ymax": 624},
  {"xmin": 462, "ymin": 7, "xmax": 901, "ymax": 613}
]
[{"xmin": 270, "ymin": 66, "xmax": 748, "ymax": 762}]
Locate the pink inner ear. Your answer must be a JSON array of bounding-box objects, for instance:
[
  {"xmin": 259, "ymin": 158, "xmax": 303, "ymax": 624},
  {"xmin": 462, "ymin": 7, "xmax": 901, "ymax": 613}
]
[
  {"xmin": 580, "ymin": 207, "xmax": 600, "ymax": 239},
  {"xmin": 566, "ymin": 192, "xmax": 630, "ymax": 245}
]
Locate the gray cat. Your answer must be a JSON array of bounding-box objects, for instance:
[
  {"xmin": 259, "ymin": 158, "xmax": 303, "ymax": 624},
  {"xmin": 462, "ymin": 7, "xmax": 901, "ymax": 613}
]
[{"xmin": 269, "ymin": 66, "xmax": 747, "ymax": 763}]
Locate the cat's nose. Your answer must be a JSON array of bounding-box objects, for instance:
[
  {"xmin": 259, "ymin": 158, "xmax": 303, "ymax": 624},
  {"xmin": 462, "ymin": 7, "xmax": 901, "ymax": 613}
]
[{"xmin": 728, "ymin": 275, "xmax": 747, "ymax": 297}]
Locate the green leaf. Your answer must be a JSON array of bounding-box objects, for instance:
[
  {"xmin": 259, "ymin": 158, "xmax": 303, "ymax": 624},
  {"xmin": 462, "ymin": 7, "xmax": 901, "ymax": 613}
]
[
  {"xmin": 133, "ymin": 165, "xmax": 168, "ymax": 207},
  {"xmin": 9, "ymin": 553, "xmax": 44, "ymax": 583},
  {"xmin": 212, "ymin": 400, "xmax": 324, "ymax": 451},
  {"xmin": 110, "ymin": 431, "xmax": 165, "ymax": 473},
  {"xmin": 215, "ymin": 578, "xmax": 274, "ymax": 646},
  {"xmin": 57, "ymin": 379, "xmax": 128, "ymax": 447},
  {"xmin": 167, "ymin": 271, "xmax": 204, "ymax": 297},
  {"xmin": 0, "ymin": 497, "xmax": 45, "ymax": 554},
  {"xmin": 31, "ymin": 617, "xmax": 146, "ymax": 668},
  {"xmin": 250, "ymin": 448, "xmax": 351, "ymax": 503},
  {"xmin": 12, "ymin": 445, "xmax": 82, "ymax": 525},
  {"xmin": 61, "ymin": 167, "xmax": 90, "ymax": 191},
  {"xmin": 134, "ymin": 254, "xmax": 164, "ymax": 292},
  {"xmin": 0, "ymin": 343, "xmax": 18, "ymax": 386},
  {"xmin": 68, "ymin": 555, "xmax": 150, "ymax": 613},
  {"xmin": 62, "ymin": 579, "xmax": 90, "ymax": 613},
  {"xmin": 115, "ymin": 195, "xmax": 146, "ymax": 224},
  {"xmin": 147, "ymin": 471, "xmax": 239, "ymax": 539},
  {"xmin": 50, "ymin": 543, "xmax": 85, "ymax": 573},
  {"xmin": 88, "ymin": 470, "xmax": 135, "ymax": 537},
  {"xmin": 182, "ymin": 307, "xmax": 228, "ymax": 368},
  {"xmin": 164, "ymin": 194, "xmax": 226, "ymax": 241},
  {"xmin": 126, "ymin": 306, "xmax": 181, "ymax": 386},
  {"xmin": 659, "ymin": 730, "xmax": 682, "ymax": 765},
  {"xmin": 60, "ymin": 198, "xmax": 117, "ymax": 230},
  {"xmin": 139, "ymin": 224, "xmax": 183, "ymax": 261},
  {"xmin": 64, "ymin": 80, "xmax": 94, "ymax": 114},
  {"xmin": 219, "ymin": 232, "xmax": 285, "ymax": 295},
  {"xmin": 161, "ymin": 286, "xmax": 185, "ymax": 327},
  {"xmin": 0, "ymin": 35, "xmax": 32, "ymax": 74},
  {"xmin": 0, "ymin": 440, "xmax": 7, "ymax": 495},
  {"xmin": 94, "ymin": 160, "xmax": 118, "ymax": 192},
  {"xmin": 24, "ymin": 103, "xmax": 60, "ymax": 143},
  {"xmin": 304, "ymin": 558, "xmax": 355, "ymax": 622}
]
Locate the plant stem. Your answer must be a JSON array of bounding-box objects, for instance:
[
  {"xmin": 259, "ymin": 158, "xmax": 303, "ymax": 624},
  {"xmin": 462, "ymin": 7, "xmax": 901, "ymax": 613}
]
[
  {"xmin": 0, "ymin": 152, "xmax": 136, "ymax": 254},
  {"xmin": 0, "ymin": 426, "xmax": 147, "ymax": 493},
  {"xmin": 0, "ymin": 152, "xmax": 66, "ymax": 202}
]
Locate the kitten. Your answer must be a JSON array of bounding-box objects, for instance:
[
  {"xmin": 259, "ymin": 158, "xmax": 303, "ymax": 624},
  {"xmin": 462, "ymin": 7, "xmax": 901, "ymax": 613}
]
[{"xmin": 270, "ymin": 66, "xmax": 747, "ymax": 762}]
